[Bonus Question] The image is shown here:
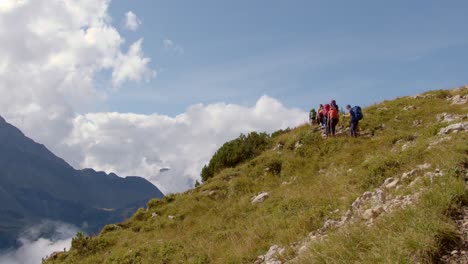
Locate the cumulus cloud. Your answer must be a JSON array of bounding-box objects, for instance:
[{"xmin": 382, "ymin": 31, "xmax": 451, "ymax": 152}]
[
  {"xmin": 0, "ymin": 0, "xmax": 154, "ymax": 156},
  {"xmin": 124, "ymin": 11, "xmax": 141, "ymax": 31},
  {"xmin": 0, "ymin": 221, "xmax": 77, "ymax": 264},
  {"xmin": 163, "ymin": 39, "xmax": 184, "ymax": 55},
  {"xmin": 0, "ymin": 0, "xmax": 306, "ymax": 195},
  {"xmin": 64, "ymin": 96, "xmax": 307, "ymax": 193},
  {"xmin": 112, "ymin": 39, "xmax": 156, "ymax": 87}
]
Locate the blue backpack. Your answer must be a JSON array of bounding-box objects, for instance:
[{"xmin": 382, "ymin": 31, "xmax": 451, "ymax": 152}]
[{"xmin": 351, "ymin": 106, "xmax": 363, "ymax": 121}]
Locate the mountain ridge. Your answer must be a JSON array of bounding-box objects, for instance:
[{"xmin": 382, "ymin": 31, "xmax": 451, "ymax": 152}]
[{"xmin": 0, "ymin": 116, "xmax": 164, "ymax": 249}]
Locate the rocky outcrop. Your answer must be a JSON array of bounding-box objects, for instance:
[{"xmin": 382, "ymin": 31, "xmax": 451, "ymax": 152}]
[
  {"xmin": 403, "ymin": 105, "xmax": 416, "ymax": 111},
  {"xmin": 255, "ymin": 164, "xmax": 440, "ymax": 264},
  {"xmin": 439, "ymin": 122, "xmax": 468, "ymax": 135},
  {"xmin": 437, "ymin": 113, "xmax": 467, "ymax": 123},
  {"xmin": 255, "ymin": 245, "xmax": 285, "ymax": 264},
  {"xmin": 252, "ymin": 192, "xmax": 269, "ymax": 204},
  {"xmin": 448, "ymin": 94, "xmax": 468, "ymax": 105}
]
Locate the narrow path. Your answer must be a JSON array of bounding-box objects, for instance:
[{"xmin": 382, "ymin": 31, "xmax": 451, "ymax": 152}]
[{"xmin": 440, "ymin": 206, "xmax": 468, "ymax": 263}]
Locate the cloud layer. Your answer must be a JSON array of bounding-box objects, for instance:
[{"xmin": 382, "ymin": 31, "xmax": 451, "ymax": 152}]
[
  {"xmin": 0, "ymin": 0, "xmax": 154, "ymax": 156},
  {"xmin": 0, "ymin": 0, "xmax": 307, "ymax": 194},
  {"xmin": 0, "ymin": 221, "xmax": 77, "ymax": 264},
  {"xmin": 65, "ymin": 96, "xmax": 307, "ymax": 193}
]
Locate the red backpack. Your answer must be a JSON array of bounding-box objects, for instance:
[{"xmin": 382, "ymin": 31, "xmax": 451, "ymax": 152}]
[{"xmin": 329, "ymin": 107, "xmax": 339, "ymax": 119}]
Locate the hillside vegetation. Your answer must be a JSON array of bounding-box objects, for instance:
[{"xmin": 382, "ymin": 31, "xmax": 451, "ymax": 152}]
[{"xmin": 47, "ymin": 87, "xmax": 467, "ymax": 264}]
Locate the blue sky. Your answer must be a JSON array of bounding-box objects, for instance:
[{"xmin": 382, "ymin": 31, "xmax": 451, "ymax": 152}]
[{"xmin": 100, "ymin": 0, "xmax": 468, "ymax": 115}]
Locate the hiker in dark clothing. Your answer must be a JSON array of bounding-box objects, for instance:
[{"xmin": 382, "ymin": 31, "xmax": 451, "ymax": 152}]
[
  {"xmin": 309, "ymin": 108, "xmax": 317, "ymax": 126},
  {"xmin": 345, "ymin": 105, "xmax": 363, "ymax": 137},
  {"xmin": 317, "ymin": 104, "xmax": 324, "ymax": 126},
  {"xmin": 330, "ymin": 100, "xmax": 339, "ymax": 112}
]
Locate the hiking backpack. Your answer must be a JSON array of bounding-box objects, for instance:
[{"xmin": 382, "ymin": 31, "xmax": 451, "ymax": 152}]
[
  {"xmin": 351, "ymin": 106, "xmax": 363, "ymax": 121},
  {"xmin": 329, "ymin": 107, "xmax": 339, "ymax": 119}
]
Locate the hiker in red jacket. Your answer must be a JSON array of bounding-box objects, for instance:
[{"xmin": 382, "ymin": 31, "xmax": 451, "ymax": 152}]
[
  {"xmin": 323, "ymin": 104, "xmax": 330, "ymax": 135},
  {"xmin": 327, "ymin": 102, "xmax": 339, "ymax": 137}
]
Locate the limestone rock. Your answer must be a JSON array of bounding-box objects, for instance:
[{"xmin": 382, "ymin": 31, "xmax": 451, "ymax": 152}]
[
  {"xmin": 257, "ymin": 245, "xmax": 284, "ymax": 264},
  {"xmin": 273, "ymin": 143, "xmax": 284, "ymax": 152},
  {"xmin": 294, "ymin": 141, "xmax": 303, "ymax": 150},
  {"xmin": 437, "ymin": 113, "xmax": 466, "ymax": 123},
  {"xmin": 439, "ymin": 122, "xmax": 468, "ymax": 134},
  {"xmin": 252, "ymin": 192, "xmax": 269, "ymax": 204},
  {"xmin": 417, "ymin": 163, "xmax": 431, "ymax": 170},
  {"xmin": 450, "ymin": 94, "xmax": 468, "ymax": 105},
  {"xmin": 384, "ymin": 178, "xmax": 399, "ymax": 189},
  {"xmin": 402, "ymin": 169, "xmax": 417, "ymax": 180},
  {"xmin": 403, "ymin": 105, "xmax": 416, "ymax": 111}
]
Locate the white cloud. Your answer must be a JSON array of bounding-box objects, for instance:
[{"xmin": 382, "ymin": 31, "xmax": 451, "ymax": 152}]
[
  {"xmin": 0, "ymin": 0, "xmax": 154, "ymax": 159},
  {"xmin": 0, "ymin": 221, "xmax": 77, "ymax": 264},
  {"xmin": 112, "ymin": 39, "xmax": 156, "ymax": 87},
  {"xmin": 63, "ymin": 96, "xmax": 307, "ymax": 193},
  {"xmin": 0, "ymin": 0, "xmax": 305, "ymax": 195},
  {"xmin": 163, "ymin": 39, "xmax": 184, "ymax": 55},
  {"xmin": 124, "ymin": 11, "xmax": 141, "ymax": 31}
]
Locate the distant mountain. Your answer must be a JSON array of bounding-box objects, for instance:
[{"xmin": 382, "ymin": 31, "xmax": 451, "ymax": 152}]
[{"xmin": 0, "ymin": 116, "xmax": 163, "ymax": 249}]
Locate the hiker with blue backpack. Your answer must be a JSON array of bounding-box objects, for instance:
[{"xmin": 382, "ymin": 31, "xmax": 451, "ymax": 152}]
[{"xmin": 345, "ymin": 105, "xmax": 363, "ymax": 137}]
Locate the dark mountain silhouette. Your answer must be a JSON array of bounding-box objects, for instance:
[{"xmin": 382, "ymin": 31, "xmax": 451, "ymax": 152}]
[{"xmin": 0, "ymin": 116, "xmax": 163, "ymax": 249}]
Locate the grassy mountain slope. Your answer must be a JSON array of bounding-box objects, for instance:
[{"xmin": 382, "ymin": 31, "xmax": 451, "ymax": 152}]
[{"xmin": 47, "ymin": 87, "xmax": 467, "ymax": 264}]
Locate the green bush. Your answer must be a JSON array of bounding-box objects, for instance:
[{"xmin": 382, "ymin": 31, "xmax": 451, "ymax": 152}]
[
  {"xmin": 71, "ymin": 232, "xmax": 111, "ymax": 256},
  {"xmin": 201, "ymin": 132, "xmax": 271, "ymax": 181}
]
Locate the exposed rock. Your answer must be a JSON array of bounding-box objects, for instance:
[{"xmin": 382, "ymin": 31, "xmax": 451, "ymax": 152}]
[
  {"xmin": 439, "ymin": 122, "xmax": 468, "ymax": 135},
  {"xmin": 273, "ymin": 143, "xmax": 284, "ymax": 152},
  {"xmin": 252, "ymin": 192, "xmax": 269, "ymax": 204},
  {"xmin": 424, "ymin": 171, "xmax": 444, "ymax": 183},
  {"xmin": 294, "ymin": 141, "xmax": 303, "ymax": 150},
  {"xmin": 322, "ymin": 219, "xmax": 342, "ymax": 230},
  {"xmin": 403, "ymin": 105, "xmax": 416, "ymax": 111},
  {"xmin": 256, "ymin": 245, "xmax": 285, "ymax": 264},
  {"xmin": 384, "ymin": 178, "xmax": 399, "ymax": 189},
  {"xmin": 402, "ymin": 169, "xmax": 418, "ymax": 180},
  {"xmin": 437, "ymin": 113, "xmax": 467, "ymax": 123},
  {"xmin": 362, "ymin": 206, "xmax": 385, "ymax": 220},
  {"xmin": 417, "ymin": 163, "xmax": 432, "ymax": 170},
  {"xmin": 151, "ymin": 212, "xmax": 159, "ymax": 218},
  {"xmin": 168, "ymin": 215, "xmax": 176, "ymax": 220},
  {"xmin": 449, "ymin": 94, "xmax": 468, "ymax": 105},
  {"xmin": 371, "ymin": 189, "xmax": 386, "ymax": 206},
  {"xmin": 260, "ymin": 165, "xmax": 430, "ymax": 263}
]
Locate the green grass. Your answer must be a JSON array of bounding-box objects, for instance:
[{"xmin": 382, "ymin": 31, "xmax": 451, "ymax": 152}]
[{"xmin": 46, "ymin": 87, "xmax": 467, "ymax": 264}]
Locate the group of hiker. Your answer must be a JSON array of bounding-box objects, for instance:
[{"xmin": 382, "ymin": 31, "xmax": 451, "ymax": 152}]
[{"xmin": 309, "ymin": 100, "xmax": 363, "ymax": 137}]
